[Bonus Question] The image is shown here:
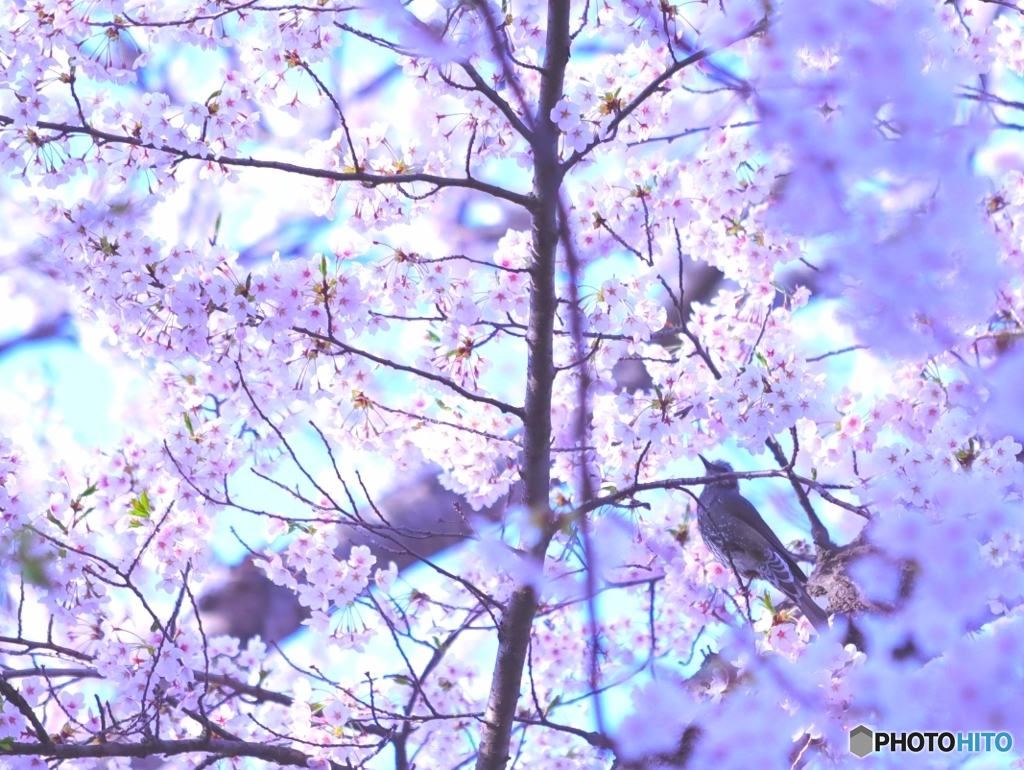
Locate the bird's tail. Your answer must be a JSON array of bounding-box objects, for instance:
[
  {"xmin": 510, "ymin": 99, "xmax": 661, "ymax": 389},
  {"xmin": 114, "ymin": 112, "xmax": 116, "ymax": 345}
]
[{"xmin": 793, "ymin": 586, "xmax": 830, "ymax": 633}]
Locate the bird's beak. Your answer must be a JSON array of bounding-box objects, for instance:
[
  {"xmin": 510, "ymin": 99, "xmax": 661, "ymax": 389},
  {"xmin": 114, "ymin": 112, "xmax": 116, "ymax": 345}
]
[{"xmin": 698, "ymin": 454, "xmax": 713, "ymax": 471}]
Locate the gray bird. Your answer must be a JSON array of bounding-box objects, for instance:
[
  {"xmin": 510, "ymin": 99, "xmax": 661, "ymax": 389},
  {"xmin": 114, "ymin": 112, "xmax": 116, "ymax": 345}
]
[{"xmin": 697, "ymin": 455, "xmax": 829, "ymax": 632}]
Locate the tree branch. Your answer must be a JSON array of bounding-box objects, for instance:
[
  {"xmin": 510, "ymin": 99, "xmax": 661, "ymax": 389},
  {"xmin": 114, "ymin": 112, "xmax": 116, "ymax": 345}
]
[
  {"xmin": 0, "ymin": 116, "xmax": 533, "ymax": 209},
  {"xmin": 291, "ymin": 326, "xmax": 525, "ymax": 418},
  {"xmin": 563, "ymin": 16, "xmax": 770, "ymax": 171},
  {"xmin": 0, "ymin": 738, "xmax": 350, "ymax": 769}
]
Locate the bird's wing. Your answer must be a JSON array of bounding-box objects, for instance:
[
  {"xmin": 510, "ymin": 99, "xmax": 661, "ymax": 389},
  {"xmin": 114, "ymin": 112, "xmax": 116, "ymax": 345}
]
[
  {"xmin": 749, "ymin": 530, "xmax": 830, "ymax": 631},
  {"xmin": 759, "ymin": 546, "xmax": 805, "ymax": 599},
  {"xmin": 762, "ymin": 546, "xmax": 830, "ymax": 629},
  {"xmin": 724, "ymin": 493, "xmax": 808, "ymax": 583}
]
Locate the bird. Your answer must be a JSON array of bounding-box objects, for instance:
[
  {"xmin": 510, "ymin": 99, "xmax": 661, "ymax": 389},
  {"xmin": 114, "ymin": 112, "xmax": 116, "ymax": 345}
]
[{"xmin": 696, "ymin": 455, "xmax": 830, "ymax": 632}]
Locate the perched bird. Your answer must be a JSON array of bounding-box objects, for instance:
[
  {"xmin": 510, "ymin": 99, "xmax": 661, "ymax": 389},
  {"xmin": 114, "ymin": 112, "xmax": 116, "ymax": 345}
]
[{"xmin": 696, "ymin": 455, "xmax": 830, "ymax": 632}]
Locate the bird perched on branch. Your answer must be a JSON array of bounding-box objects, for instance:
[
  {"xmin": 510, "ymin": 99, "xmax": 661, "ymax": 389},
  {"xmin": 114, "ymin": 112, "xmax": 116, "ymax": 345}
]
[{"xmin": 696, "ymin": 455, "xmax": 830, "ymax": 632}]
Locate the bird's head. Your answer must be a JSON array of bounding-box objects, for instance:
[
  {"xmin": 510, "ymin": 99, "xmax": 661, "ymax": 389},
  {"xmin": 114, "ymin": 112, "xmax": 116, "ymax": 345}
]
[{"xmin": 699, "ymin": 455, "xmax": 738, "ymax": 490}]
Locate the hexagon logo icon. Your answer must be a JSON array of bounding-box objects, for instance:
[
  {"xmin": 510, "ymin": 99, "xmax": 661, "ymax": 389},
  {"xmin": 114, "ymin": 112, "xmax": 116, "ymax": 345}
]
[{"xmin": 849, "ymin": 725, "xmax": 873, "ymax": 759}]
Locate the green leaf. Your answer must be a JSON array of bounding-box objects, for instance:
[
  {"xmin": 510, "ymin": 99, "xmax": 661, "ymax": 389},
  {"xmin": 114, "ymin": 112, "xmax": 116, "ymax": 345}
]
[
  {"xmin": 45, "ymin": 511, "xmax": 68, "ymax": 535},
  {"xmin": 0, "ymin": 736, "xmax": 13, "ymax": 751},
  {"xmin": 20, "ymin": 555, "xmax": 49, "ymax": 588},
  {"xmin": 129, "ymin": 492, "xmax": 151, "ymax": 519},
  {"xmin": 545, "ymin": 694, "xmax": 562, "ymax": 716}
]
